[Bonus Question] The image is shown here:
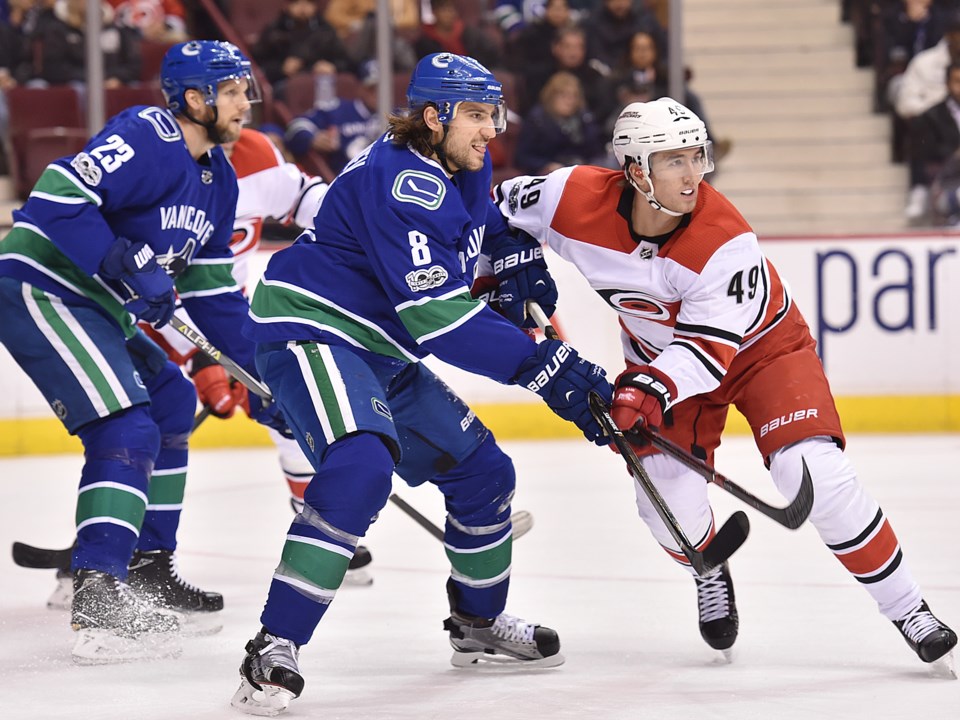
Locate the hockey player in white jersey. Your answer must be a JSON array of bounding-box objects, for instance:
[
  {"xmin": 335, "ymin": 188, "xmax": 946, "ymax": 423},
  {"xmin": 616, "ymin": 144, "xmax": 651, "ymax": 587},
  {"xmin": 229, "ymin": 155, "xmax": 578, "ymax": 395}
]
[
  {"xmin": 228, "ymin": 53, "xmax": 613, "ymax": 715},
  {"xmin": 493, "ymin": 97, "xmax": 957, "ymax": 669}
]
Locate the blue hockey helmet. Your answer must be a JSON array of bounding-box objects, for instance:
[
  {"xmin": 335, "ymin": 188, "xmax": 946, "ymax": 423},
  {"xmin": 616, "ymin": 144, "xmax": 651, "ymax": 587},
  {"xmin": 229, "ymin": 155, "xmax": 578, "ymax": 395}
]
[
  {"xmin": 160, "ymin": 40, "xmax": 262, "ymax": 115},
  {"xmin": 406, "ymin": 53, "xmax": 506, "ymax": 133}
]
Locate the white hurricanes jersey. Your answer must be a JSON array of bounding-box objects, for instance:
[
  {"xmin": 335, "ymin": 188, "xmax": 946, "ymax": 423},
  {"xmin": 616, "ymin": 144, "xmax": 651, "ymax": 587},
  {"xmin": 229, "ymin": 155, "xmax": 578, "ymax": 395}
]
[
  {"xmin": 494, "ymin": 165, "xmax": 792, "ymax": 406},
  {"xmin": 228, "ymin": 128, "xmax": 328, "ymax": 288}
]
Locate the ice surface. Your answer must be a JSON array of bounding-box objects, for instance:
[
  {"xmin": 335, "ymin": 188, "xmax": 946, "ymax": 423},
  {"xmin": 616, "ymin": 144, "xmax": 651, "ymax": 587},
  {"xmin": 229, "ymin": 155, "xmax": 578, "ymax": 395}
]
[{"xmin": 2, "ymin": 434, "xmax": 958, "ymax": 719}]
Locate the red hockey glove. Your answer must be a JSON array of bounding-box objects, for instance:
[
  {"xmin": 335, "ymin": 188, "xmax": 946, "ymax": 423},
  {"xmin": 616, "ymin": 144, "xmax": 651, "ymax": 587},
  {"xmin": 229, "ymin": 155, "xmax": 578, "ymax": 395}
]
[
  {"xmin": 189, "ymin": 354, "xmax": 246, "ymax": 419},
  {"xmin": 610, "ymin": 365, "xmax": 677, "ymax": 447}
]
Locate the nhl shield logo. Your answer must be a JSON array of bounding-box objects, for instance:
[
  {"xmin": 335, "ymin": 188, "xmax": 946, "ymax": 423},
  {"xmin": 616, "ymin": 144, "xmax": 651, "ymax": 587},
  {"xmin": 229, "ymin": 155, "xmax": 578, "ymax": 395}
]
[
  {"xmin": 201, "ymin": 169, "xmax": 214, "ymax": 185},
  {"xmin": 51, "ymin": 399, "xmax": 68, "ymax": 420}
]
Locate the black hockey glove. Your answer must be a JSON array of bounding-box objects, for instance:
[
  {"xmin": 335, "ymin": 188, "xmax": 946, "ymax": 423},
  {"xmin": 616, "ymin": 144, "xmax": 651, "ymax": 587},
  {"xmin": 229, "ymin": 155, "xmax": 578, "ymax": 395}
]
[
  {"xmin": 514, "ymin": 339, "xmax": 612, "ymax": 445},
  {"xmin": 491, "ymin": 231, "xmax": 558, "ymax": 328},
  {"xmin": 100, "ymin": 237, "xmax": 175, "ymax": 328}
]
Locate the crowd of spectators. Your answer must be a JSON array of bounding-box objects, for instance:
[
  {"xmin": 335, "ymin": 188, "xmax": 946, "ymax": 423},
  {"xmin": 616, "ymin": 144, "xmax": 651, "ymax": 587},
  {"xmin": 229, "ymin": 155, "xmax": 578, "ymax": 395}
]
[
  {"xmin": 852, "ymin": 0, "xmax": 960, "ymax": 225},
  {"xmin": 1, "ymin": 0, "xmax": 734, "ymax": 191}
]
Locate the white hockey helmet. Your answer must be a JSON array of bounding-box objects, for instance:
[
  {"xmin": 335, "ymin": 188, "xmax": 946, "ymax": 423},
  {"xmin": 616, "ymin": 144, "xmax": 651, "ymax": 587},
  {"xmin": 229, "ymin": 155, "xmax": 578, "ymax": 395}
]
[{"xmin": 612, "ymin": 97, "xmax": 714, "ymax": 176}]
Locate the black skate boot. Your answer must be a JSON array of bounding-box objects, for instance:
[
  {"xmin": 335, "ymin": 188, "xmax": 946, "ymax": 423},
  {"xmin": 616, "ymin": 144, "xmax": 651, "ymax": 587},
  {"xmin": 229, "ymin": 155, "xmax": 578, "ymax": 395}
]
[
  {"xmin": 70, "ymin": 568, "xmax": 181, "ymax": 664},
  {"xmin": 443, "ymin": 580, "xmax": 563, "ymax": 667},
  {"xmin": 893, "ymin": 600, "xmax": 958, "ymax": 664},
  {"xmin": 694, "ymin": 562, "xmax": 739, "ymax": 655},
  {"xmin": 231, "ymin": 628, "xmax": 305, "ymax": 716},
  {"xmin": 343, "ymin": 545, "xmax": 373, "ymax": 586},
  {"xmin": 127, "ymin": 548, "xmax": 223, "ymax": 612}
]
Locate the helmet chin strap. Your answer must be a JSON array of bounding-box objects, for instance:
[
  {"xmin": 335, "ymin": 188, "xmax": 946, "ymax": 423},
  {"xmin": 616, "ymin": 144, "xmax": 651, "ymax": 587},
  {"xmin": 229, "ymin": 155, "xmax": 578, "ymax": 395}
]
[
  {"xmin": 625, "ymin": 164, "xmax": 684, "ymax": 218},
  {"xmin": 431, "ymin": 126, "xmax": 459, "ymax": 175},
  {"xmin": 184, "ymin": 104, "xmax": 227, "ymax": 145}
]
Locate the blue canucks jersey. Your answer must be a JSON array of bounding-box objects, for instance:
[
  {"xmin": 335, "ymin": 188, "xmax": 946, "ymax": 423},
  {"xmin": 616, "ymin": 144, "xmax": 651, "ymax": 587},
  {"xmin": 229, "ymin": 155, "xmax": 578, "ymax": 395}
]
[
  {"xmin": 0, "ymin": 105, "xmax": 253, "ymax": 365},
  {"xmin": 245, "ymin": 133, "xmax": 537, "ymax": 384}
]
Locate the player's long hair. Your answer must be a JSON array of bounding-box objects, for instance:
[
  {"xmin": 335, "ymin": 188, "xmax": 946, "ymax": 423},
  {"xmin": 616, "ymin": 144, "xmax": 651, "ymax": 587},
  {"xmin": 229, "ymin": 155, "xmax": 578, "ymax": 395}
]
[{"xmin": 387, "ymin": 108, "xmax": 434, "ymax": 157}]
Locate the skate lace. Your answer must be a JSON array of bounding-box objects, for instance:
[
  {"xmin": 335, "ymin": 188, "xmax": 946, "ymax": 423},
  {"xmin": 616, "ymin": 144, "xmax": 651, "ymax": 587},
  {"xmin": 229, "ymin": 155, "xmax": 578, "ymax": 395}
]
[
  {"xmin": 167, "ymin": 553, "xmax": 200, "ymax": 593},
  {"xmin": 899, "ymin": 606, "xmax": 941, "ymax": 643},
  {"xmin": 491, "ymin": 614, "xmax": 536, "ymax": 644},
  {"xmin": 696, "ymin": 572, "xmax": 731, "ymax": 624},
  {"xmin": 259, "ymin": 634, "xmax": 300, "ymax": 671}
]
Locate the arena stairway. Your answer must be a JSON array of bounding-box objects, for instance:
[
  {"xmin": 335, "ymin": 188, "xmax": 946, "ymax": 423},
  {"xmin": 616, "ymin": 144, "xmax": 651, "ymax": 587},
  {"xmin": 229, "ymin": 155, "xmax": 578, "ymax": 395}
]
[{"xmin": 685, "ymin": 0, "xmax": 908, "ymax": 236}]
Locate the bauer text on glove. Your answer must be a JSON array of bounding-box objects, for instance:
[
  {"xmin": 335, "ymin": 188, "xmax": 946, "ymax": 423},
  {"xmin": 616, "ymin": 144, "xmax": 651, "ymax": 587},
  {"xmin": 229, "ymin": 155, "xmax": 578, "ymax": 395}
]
[
  {"xmin": 99, "ymin": 237, "xmax": 176, "ymax": 328},
  {"xmin": 491, "ymin": 232, "xmax": 558, "ymax": 328},
  {"xmin": 610, "ymin": 366, "xmax": 677, "ymax": 446},
  {"xmin": 514, "ymin": 339, "xmax": 613, "ymax": 445}
]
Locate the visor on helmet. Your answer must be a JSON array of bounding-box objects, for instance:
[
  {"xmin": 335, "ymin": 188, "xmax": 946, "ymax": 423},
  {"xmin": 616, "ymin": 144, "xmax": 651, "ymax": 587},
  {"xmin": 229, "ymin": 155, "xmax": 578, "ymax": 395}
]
[{"xmin": 647, "ymin": 142, "xmax": 715, "ymax": 179}]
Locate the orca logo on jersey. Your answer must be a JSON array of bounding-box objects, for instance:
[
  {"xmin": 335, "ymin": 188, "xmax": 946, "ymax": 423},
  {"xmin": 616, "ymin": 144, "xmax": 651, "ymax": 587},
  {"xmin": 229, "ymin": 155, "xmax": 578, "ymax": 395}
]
[
  {"xmin": 392, "ymin": 170, "xmax": 445, "ymax": 210},
  {"xmin": 597, "ymin": 289, "xmax": 671, "ymax": 320}
]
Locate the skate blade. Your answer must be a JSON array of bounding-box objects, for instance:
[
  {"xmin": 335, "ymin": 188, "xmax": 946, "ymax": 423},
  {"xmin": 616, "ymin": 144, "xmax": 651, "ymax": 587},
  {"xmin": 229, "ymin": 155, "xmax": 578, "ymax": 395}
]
[
  {"xmin": 716, "ymin": 647, "xmax": 735, "ymax": 664},
  {"xmin": 450, "ymin": 649, "xmax": 565, "ymax": 669},
  {"xmin": 341, "ymin": 567, "xmax": 374, "ymax": 587},
  {"xmin": 72, "ymin": 628, "xmax": 182, "ymax": 665},
  {"xmin": 929, "ymin": 650, "xmax": 957, "ymax": 680},
  {"xmin": 46, "ymin": 577, "xmax": 73, "ymax": 611},
  {"xmin": 180, "ymin": 611, "xmax": 224, "ymax": 637},
  {"xmin": 230, "ymin": 678, "xmax": 296, "ymax": 716}
]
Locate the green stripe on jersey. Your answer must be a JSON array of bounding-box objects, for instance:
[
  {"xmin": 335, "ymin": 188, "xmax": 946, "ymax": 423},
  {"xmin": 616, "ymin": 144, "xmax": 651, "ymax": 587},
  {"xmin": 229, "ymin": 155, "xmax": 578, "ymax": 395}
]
[
  {"xmin": 280, "ymin": 537, "xmax": 352, "ymax": 590},
  {"xmin": 300, "ymin": 343, "xmax": 349, "ymax": 437},
  {"xmin": 445, "ymin": 533, "xmax": 512, "ymax": 582},
  {"xmin": 31, "ymin": 287, "xmax": 125, "ymax": 413},
  {"xmin": 396, "ymin": 291, "xmax": 482, "ymax": 343},
  {"xmin": 32, "ymin": 166, "xmax": 100, "ymax": 203},
  {"xmin": 76, "ymin": 485, "xmax": 147, "ymax": 529},
  {"xmin": 147, "ymin": 470, "xmax": 187, "ymax": 506},
  {"xmin": 250, "ymin": 280, "xmax": 412, "ymax": 361},
  {"xmin": 176, "ymin": 262, "xmax": 237, "ymax": 296},
  {"xmin": 0, "ymin": 227, "xmax": 137, "ymax": 337}
]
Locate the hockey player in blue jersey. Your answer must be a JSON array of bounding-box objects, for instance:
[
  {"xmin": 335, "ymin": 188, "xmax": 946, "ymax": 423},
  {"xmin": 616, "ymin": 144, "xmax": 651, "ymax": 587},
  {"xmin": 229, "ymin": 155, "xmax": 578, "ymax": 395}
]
[
  {"xmin": 230, "ymin": 52, "xmax": 614, "ymax": 715},
  {"xmin": 0, "ymin": 40, "xmax": 287, "ymax": 664}
]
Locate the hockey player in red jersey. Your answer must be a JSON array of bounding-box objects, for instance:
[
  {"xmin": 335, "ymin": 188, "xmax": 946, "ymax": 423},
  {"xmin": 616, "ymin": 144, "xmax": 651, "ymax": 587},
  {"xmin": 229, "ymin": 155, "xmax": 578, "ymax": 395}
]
[{"xmin": 493, "ymin": 97, "xmax": 957, "ymax": 669}]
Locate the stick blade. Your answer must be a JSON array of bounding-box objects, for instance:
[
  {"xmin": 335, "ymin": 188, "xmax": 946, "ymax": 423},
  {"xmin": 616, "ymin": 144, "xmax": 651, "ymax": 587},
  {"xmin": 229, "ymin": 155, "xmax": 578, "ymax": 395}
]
[
  {"xmin": 698, "ymin": 511, "xmax": 750, "ymax": 575},
  {"xmin": 12, "ymin": 541, "xmax": 73, "ymax": 570},
  {"xmin": 781, "ymin": 458, "xmax": 815, "ymax": 530}
]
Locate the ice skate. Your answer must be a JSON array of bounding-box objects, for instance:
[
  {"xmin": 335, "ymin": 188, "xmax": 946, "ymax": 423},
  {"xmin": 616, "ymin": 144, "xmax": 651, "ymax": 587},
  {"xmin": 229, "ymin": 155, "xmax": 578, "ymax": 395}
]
[
  {"xmin": 342, "ymin": 545, "xmax": 374, "ymax": 586},
  {"xmin": 70, "ymin": 568, "xmax": 182, "ymax": 665},
  {"xmin": 127, "ymin": 549, "xmax": 223, "ymax": 635},
  {"xmin": 231, "ymin": 628, "xmax": 304, "ymax": 716},
  {"xmin": 695, "ymin": 562, "xmax": 738, "ymax": 661},
  {"xmin": 443, "ymin": 610, "xmax": 564, "ymax": 668},
  {"xmin": 47, "ymin": 568, "xmax": 74, "ymax": 610},
  {"xmin": 893, "ymin": 600, "xmax": 957, "ymax": 677}
]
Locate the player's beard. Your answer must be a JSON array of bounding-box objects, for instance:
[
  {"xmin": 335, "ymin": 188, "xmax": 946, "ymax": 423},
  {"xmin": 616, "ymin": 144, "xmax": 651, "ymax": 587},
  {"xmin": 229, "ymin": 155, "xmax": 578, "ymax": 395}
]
[
  {"xmin": 206, "ymin": 115, "xmax": 241, "ymax": 145},
  {"xmin": 201, "ymin": 106, "xmax": 242, "ymax": 146},
  {"xmin": 440, "ymin": 133, "xmax": 485, "ymax": 173}
]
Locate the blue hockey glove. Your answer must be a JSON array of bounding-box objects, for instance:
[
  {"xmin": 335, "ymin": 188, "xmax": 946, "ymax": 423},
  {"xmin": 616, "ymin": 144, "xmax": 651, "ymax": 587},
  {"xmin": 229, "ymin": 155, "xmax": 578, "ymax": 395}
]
[
  {"xmin": 514, "ymin": 339, "xmax": 613, "ymax": 445},
  {"xmin": 491, "ymin": 232, "xmax": 558, "ymax": 328},
  {"xmin": 100, "ymin": 237, "xmax": 176, "ymax": 328},
  {"xmin": 244, "ymin": 393, "xmax": 294, "ymax": 439}
]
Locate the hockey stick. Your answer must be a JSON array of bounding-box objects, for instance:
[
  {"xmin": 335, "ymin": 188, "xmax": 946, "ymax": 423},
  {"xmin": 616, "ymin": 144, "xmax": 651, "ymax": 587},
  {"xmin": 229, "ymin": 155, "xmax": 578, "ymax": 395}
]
[
  {"xmin": 11, "ymin": 506, "xmax": 536, "ymax": 570},
  {"xmin": 589, "ymin": 392, "xmax": 749, "ymax": 576},
  {"xmin": 168, "ymin": 315, "xmax": 273, "ymax": 400},
  {"xmin": 526, "ymin": 301, "xmax": 748, "ymax": 575},
  {"xmin": 11, "ymin": 313, "xmax": 538, "ymax": 567},
  {"xmin": 527, "ymin": 302, "xmax": 812, "ymax": 529},
  {"xmin": 636, "ymin": 427, "xmax": 814, "ymax": 530}
]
